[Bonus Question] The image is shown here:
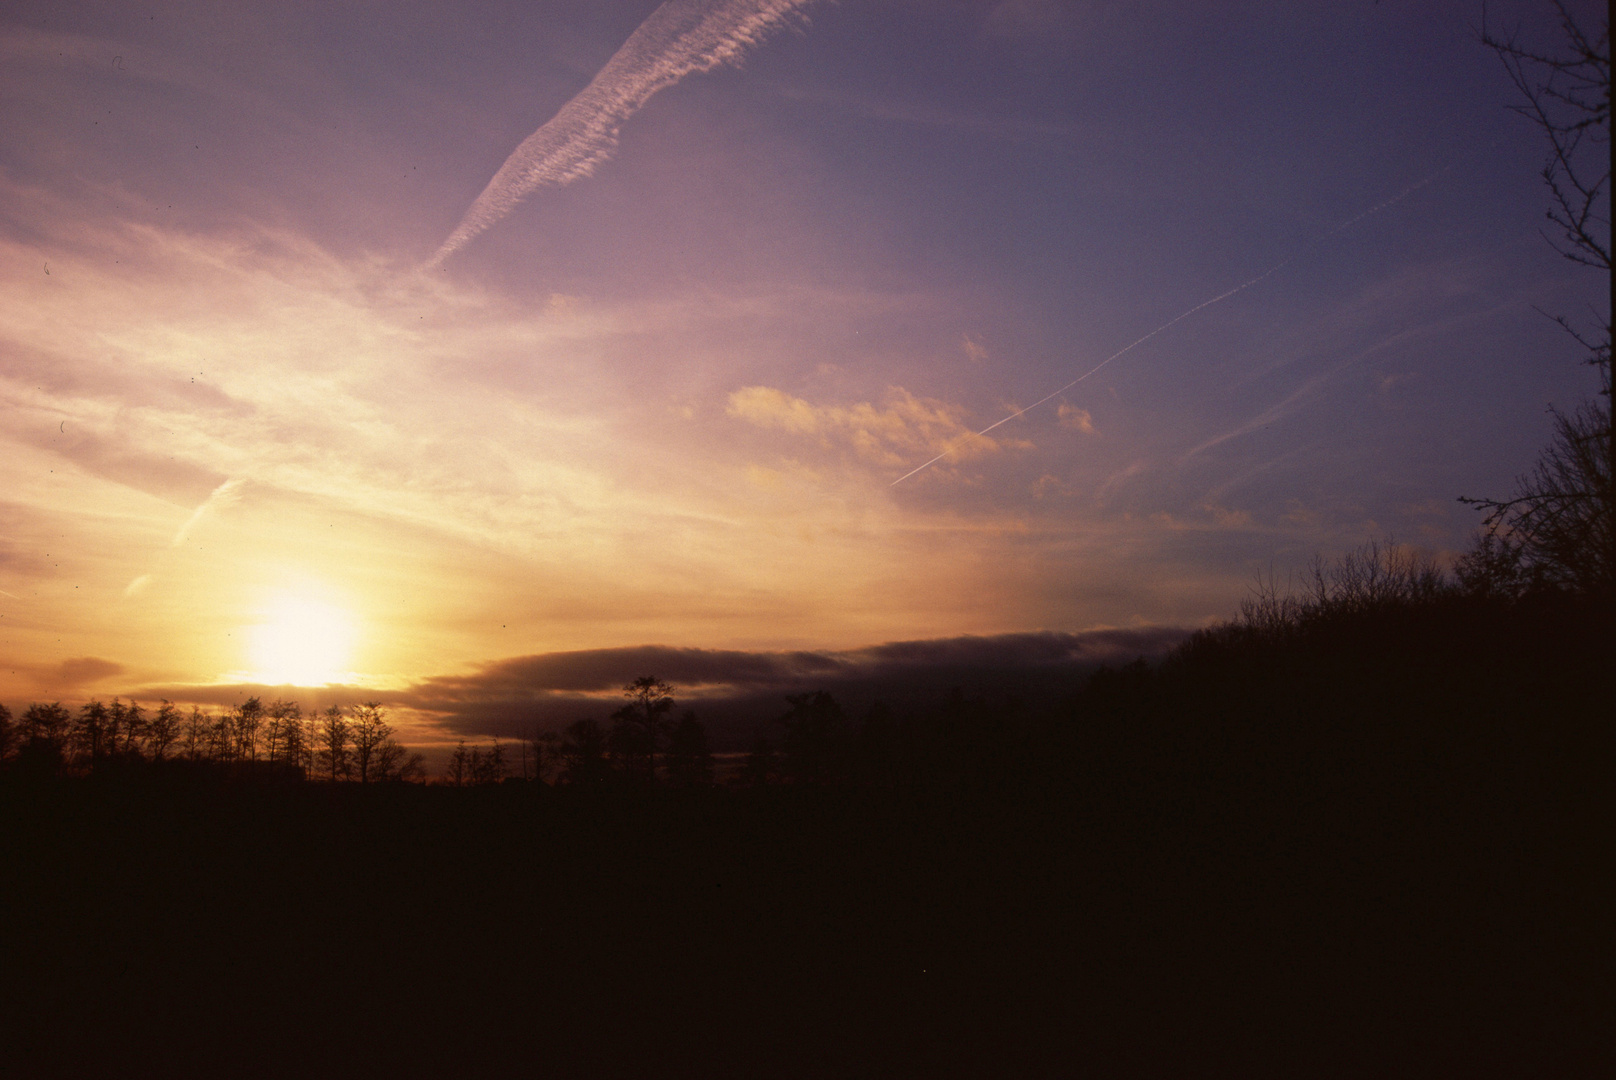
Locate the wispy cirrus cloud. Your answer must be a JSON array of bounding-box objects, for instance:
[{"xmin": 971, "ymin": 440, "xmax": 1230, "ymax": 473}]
[{"xmin": 430, "ymin": 0, "xmax": 817, "ymax": 265}]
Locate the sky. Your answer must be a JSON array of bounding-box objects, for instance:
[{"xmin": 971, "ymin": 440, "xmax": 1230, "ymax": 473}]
[{"xmin": 0, "ymin": 0, "xmax": 1607, "ymax": 754}]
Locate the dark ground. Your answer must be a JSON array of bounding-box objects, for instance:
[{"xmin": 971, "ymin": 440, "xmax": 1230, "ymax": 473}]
[{"xmin": 2, "ymin": 595, "xmax": 1608, "ymax": 1077}]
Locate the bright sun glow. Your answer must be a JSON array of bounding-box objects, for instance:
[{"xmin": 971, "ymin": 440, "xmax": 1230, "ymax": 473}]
[{"xmin": 248, "ymin": 593, "xmax": 358, "ymax": 686}]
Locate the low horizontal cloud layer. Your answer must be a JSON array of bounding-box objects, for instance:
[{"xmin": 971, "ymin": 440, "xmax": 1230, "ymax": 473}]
[{"xmin": 404, "ymin": 626, "xmax": 1192, "ymax": 747}]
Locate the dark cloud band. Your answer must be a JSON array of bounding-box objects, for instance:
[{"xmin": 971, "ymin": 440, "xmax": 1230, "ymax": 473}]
[{"xmin": 400, "ymin": 627, "xmax": 1191, "ymax": 746}]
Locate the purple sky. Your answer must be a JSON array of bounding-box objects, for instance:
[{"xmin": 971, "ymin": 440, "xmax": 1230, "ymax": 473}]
[{"xmin": 0, "ymin": 0, "xmax": 1606, "ymax": 750}]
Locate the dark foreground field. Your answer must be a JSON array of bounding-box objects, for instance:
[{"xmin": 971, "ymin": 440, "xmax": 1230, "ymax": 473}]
[{"xmin": 3, "ymin": 595, "xmax": 1608, "ymax": 1077}]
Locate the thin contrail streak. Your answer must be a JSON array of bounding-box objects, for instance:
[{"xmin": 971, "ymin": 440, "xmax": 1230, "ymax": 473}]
[
  {"xmin": 172, "ymin": 477, "xmax": 245, "ymax": 546},
  {"xmin": 428, "ymin": 0, "xmax": 815, "ymax": 267},
  {"xmin": 890, "ymin": 160, "xmax": 1459, "ymax": 487},
  {"xmin": 890, "ymin": 262, "xmax": 1292, "ymax": 486}
]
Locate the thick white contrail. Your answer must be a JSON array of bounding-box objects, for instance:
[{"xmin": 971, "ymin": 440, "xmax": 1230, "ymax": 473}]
[
  {"xmin": 428, "ymin": 0, "xmax": 816, "ymax": 267},
  {"xmin": 890, "ymin": 161, "xmax": 1458, "ymax": 487}
]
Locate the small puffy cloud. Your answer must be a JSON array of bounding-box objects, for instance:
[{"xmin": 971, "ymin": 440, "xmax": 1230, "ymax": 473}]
[
  {"xmin": 1152, "ymin": 504, "xmax": 1251, "ymax": 532},
  {"xmin": 1031, "ymin": 473, "xmax": 1069, "ymax": 499},
  {"xmin": 55, "ymin": 656, "xmax": 125, "ymax": 685},
  {"xmin": 962, "ymin": 334, "xmax": 989, "ymax": 363},
  {"xmin": 745, "ymin": 464, "xmax": 782, "ymax": 490},
  {"xmin": 728, "ymin": 386, "xmax": 823, "ymax": 435},
  {"xmin": 1097, "ymin": 459, "xmax": 1150, "ymax": 503},
  {"xmin": 1057, "ymin": 404, "xmax": 1095, "ymax": 434},
  {"xmin": 1203, "ymin": 503, "xmax": 1251, "ymax": 529},
  {"xmin": 726, "ymin": 385, "xmax": 1022, "ymax": 468},
  {"xmin": 1283, "ymin": 500, "xmax": 1323, "ymax": 528}
]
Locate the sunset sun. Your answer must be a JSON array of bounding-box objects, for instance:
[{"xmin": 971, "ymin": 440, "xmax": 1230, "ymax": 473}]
[{"xmin": 247, "ymin": 594, "xmax": 357, "ymax": 686}]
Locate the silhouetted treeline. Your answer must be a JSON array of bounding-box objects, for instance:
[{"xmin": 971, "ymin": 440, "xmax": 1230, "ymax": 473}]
[{"xmin": 0, "ymin": 696, "xmax": 424, "ymax": 783}]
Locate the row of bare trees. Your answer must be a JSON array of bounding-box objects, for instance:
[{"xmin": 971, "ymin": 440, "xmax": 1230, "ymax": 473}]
[
  {"xmin": 451, "ymin": 677, "xmax": 913, "ymax": 790},
  {"xmin": 438, "ymin": 677, "xmax": 719, "ymax": 788},
  {"xmin": 547, "ymin": 677, "xmax": 716, "ymax": 787},
  {"xmin": 0, "ymin": 697, "xmax": 424, "ymax": 783},
  {"xmin": 444, "ymin": 737, "xmax": 510, "ymax": 786},
  {"xmin": 541, "ymin": 706, "xmax": 717, "ymax": 787}
]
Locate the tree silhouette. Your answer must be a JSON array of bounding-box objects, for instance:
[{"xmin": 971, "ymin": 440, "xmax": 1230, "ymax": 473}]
[
  {"xmin": 537, "ymin": 730, "xmax": 561, "ymax": 783},
  {"xmin": 740, "ymin": 732, "xmax": 778, "ymax": 787},
  {"xmin": 610, "ymin": 676, "xmax": 674, "ymax": 781},
  {"xmin": 446, "ymin": 740, "xmax": 472, "ymax": 786},
  {"xmin": 777, "ymin": 691, "xmax": 852, "ymax": 785},
  {"xmin": 206, "ymin": 709, "xmax": 234, "ymax": 762},
  {"xmin": 371, "ymin": 725, "xmax": 425, "ymax": 782},
  {"xmin": 607, "ymin": 719, "xmax": 655, "ymax": 780},
  {"xmin": 1481, "ymin": 2, "xmax": 1610, "ymax": 273},
  {"xmin": 1461, "ymin": 399, "xmax": 1613, "ymax": 595},
  {"xmin": 350, "ymin": 702, "xmax": 393, "ymax": 784},
  {"xmin": 0, "ymin": 702, "xmax": 14, "ymax": 765},
  {"xmin": 1230, "ymin": 539, "xmax": 1451, "ymax": 642},
  {"xmin": 317, "ymin": 706, "xmax": 352, "ymax": 782},
  {"xmin": 856, "ymin": 701, "xmax": 901, "ymax": 788},
  {"xmin": 15, "ymin": 703, "xmax": 69, "ymax": 775},
  {"xmin": 235, "ymin": 697, "xmax": 266, "ymax": 761},
  {"xmin": 118, "ymin": 699, "xmax": 146, "ymax": 757},
  {"xmin": 1467, "ymin": 3, "xmax": 1612, "ymax": 595},
  {"xmin": 74, "ymin": 700, "xmax": 110, "ymax": 768},
  {"xmin": 104, "ymin": 699, "xmax": 126, "ymax": 757},
  {"xmin": 560, "ymin": 718, "xmax": 610, "ymax": 786},
  {"xmin": 521, "ymin": 727, "xmax": 562, "ymax": 783},
  {"xmin": 264, "ymin": 699, "xmax": 302, "ymax": 764},
  {"xmin": 300, "ymin": 710, "xmax": 323, "ymax": 774},
  {"xmin": 520, "ymin": 730, "xmax": 552, "ymax": 779},
  {"xmin": 22, "ymin": 702, "xmax": 71, "ymax": 751},
  {"xmin": 147, "ymin": 701, "xmax": 181, "ymax": 761},
  {"xmin": 390, "ymin": 746, "xmax": 427, "ymax": 782},
  {"xmin": 285, "ymin": 701, "xmax": 310, "ymax": 770},
  {"xmin": 470, "ymin": 739, "xmax": 507, "ymax": 785},
  {"xmin": 105, "ymin": 699, "xmax": 127, "ymax": 759},
  {"xmin": 182, "ymin": 706, "xmax": 209, "ymax": 762},
  {"xmin": 664, "ymin": 710, "xmax": 714, "ymax": 787}
]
